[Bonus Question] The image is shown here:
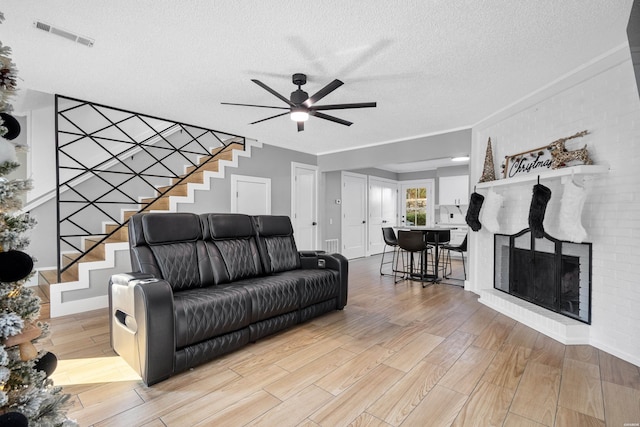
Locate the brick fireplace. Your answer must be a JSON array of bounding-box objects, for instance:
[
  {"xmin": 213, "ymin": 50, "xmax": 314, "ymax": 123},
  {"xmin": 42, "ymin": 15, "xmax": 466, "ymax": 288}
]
[{"xmin": 467, "ymin": 44, "xmax": 640, "ymax": 366}]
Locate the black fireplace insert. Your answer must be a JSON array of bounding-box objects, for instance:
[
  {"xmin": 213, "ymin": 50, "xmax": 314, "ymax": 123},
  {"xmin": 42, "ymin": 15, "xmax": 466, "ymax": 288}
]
[{"xmin": 494, "ymin": 228, "xmax": 592, "ymax": 324}]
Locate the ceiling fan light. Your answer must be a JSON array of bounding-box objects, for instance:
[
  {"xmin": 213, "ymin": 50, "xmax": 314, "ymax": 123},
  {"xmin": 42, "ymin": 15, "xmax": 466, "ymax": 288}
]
[
  {"xmin": 451, "ymin": 155, "xmax": 470, "ymax": 162},
  {"xmin": 290, "ymin": 110, "xmax": 309, "ymax": 122}
]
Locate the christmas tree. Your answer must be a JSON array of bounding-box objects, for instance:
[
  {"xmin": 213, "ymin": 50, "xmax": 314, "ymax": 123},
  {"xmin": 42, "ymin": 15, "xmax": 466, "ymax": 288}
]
[{"xmin": 0, "ymin": 11, "xmax": 76, "ymax": 426}]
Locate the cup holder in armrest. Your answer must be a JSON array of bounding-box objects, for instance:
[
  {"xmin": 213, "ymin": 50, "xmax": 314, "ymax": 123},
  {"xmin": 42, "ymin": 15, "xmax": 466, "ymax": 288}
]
[{"xmin": 115, "ymin": 309, "xmax": 138, "ymax": 333}]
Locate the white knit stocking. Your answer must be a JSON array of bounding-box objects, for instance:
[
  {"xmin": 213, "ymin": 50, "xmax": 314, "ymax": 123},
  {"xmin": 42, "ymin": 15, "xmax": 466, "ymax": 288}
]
[
  {"xmin": 479, "ymin": 189, "xmax": 504, "ymax": 234},
  {"xmin": 559, "ymin": 179, "xmax": 587, "ymax": 243}
]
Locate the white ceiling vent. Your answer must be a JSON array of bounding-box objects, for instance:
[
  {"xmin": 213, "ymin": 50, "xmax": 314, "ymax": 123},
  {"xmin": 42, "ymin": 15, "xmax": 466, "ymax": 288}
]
[{"xmin": 33, "ymin": 21, "xmax": 94, "ymax": 47}]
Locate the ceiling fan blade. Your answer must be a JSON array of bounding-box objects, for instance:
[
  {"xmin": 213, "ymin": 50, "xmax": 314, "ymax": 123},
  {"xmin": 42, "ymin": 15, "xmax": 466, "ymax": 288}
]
[
  {"xmin": 310, "ymin": 111, "xmax": 352, "ymax": 126},
  {"xmin": 250, "ymin": 111, "xmax": 290, "ymax": 125},
  {"xmin": 251, "ymin": 79, "xmax": 296, "ymax": 107},
  {"xmin": 297, "ymin": 121, "xmax": 304, "ymax": 132},
  {"xmin": 221, "ymin": 102, "xmax": 288, "ymax": 110},
  {"xmin": 310, "ymin": 102, "xmax": 377, "ymax": 111},
  {"xmin": 304, "ymin": 79, "xmax": 343, "ymax": 107}
]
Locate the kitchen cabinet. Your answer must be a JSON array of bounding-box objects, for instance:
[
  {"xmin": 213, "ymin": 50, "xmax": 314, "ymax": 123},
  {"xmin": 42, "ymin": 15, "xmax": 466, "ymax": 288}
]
[{"xmin": 439, "ymin": 175, "xmax": 469, "ymax": 206}]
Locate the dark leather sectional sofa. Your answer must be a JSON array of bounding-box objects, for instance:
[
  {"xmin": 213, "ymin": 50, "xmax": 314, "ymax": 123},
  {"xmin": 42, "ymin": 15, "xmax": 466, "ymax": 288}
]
[{"xmin": 109, "ymin": 212, "xmax": 348, "ymax": 386}]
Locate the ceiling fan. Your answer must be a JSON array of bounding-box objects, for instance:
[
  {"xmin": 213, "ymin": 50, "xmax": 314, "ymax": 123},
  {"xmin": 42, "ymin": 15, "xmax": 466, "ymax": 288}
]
[{"xmin": 222, "ymin": 73, "xmax": 376, "ymax": 132}]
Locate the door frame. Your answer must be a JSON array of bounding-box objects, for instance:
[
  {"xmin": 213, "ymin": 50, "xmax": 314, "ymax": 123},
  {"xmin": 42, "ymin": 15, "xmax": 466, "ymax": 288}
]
[{"xmin": 290, "ymin": 162, "xmax": 319, "ymax": 250}]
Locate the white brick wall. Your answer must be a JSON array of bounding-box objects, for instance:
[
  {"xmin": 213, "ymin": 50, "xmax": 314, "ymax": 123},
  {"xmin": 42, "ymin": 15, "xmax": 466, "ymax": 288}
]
[{"xmin": 469, "ymin": 44, "xmax": 640, "ymax": 366}]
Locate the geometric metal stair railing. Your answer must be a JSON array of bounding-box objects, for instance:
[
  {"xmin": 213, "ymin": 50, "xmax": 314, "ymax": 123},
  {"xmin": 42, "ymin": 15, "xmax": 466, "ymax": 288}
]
[{"xmin": 55, "ymin": 95, "xmax": 246, "ymax": 281}]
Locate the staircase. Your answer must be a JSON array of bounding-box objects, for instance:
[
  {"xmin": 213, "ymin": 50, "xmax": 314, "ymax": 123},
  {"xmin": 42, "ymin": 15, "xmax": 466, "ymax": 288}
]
[{"xmin": 38, "ymin": 141, "xmax": 250, "ymax": 319}]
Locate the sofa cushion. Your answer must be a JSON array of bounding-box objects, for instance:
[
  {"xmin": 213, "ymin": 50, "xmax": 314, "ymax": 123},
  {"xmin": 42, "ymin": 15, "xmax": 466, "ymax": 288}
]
[
  {"xmin": 129, "ymin": 213, "xmax": 214, "ymax": 291},
  {"xmin": 278, "ymin": 269, "xmax": 340, "ymax": 307},
  {"xmin": 202, "ymin": 214, "xmax": 263, "ymax": 282},
  {"xmin": 143, "ymin": 212, "xmax": 202, "ymax": 244},
  {"xmin": 232, "ymin": 276, "xmax": 299, "ymax": 323},
  {"xmin": 253, "ymin": 215, "xmax": 301, "ymax": 273},
  {"xmin": 173, "ymin": 285, "xmax": 251, "ymax": 349},
  {"xmin": 150, "ymin": 242, "xmax": 204, "ymax": 291}
]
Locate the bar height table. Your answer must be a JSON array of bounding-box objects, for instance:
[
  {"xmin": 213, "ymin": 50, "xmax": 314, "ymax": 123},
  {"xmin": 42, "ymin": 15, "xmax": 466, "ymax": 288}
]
[{"xmin": 398, "ymin": 226, "xmax": 454, "ymax": 284}]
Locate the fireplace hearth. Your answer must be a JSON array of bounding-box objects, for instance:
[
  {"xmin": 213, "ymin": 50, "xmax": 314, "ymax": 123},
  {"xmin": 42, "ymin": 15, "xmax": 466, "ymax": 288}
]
[{"xmin": 494, "ymin": 229, "xmax": 592, "ymax": 324}]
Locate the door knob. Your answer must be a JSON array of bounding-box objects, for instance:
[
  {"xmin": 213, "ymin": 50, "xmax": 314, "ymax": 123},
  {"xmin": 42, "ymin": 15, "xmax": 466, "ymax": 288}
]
[
  {"xmin": 312, "ymin": 222, "xmax": 317, "ymax": 226},
  {"xmin": 362, "ymin": 220, "xmax": 366, "ymax": 224}
]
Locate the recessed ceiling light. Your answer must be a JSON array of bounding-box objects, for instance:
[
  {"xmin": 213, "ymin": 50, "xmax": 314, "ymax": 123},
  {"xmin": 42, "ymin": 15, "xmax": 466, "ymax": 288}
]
[{"xmin": 451, "ymin": 156, "xmax": 470, "ymax": 162}]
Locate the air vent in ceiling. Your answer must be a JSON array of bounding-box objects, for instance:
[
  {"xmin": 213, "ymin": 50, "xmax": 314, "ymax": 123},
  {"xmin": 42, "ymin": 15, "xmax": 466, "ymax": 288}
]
[{"xmin": 33, "ymin": 20, "xmax": 94, "ymax": 47}]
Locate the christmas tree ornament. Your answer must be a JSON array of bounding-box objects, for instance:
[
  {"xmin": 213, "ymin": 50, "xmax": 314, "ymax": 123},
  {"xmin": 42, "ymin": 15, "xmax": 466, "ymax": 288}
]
[
  {"xmin": 559, "ymin": 179, "xmax": 588, "ymax": 243},
  {"xmin": 479, "ymin": 137, "xmax": 496, "ymax": 182},
  {"xmin": 0, "ymin": 250, "xmax": 33, "ymax": 283},
  {"xmin": 0, "ymin": 137, "xmax": 17, "ymax": 164},
  {"xmin": 0, "ymin": 113, "xmax": 20, "ymax": 140},
  {"xmin": 479, "ymin": 189, "xmax": 504, "ymax": 233},
  {"xmin": 528, "ymin": 183, "xmax": 552, "ymax": 238},
  {"xmin": 34, "ymin": 351, "xmax": 58, "ymax": 378},
  {"xmin": 0, "ymin": 411, "xmax": 28, "ymax": 427},
  {"xmin": 3, "ymin": 324, "xmax": 41, "ymax": 361},
  {"xmin": 465, "ymin": 192, "xmax": 485, "ymax": 231}
]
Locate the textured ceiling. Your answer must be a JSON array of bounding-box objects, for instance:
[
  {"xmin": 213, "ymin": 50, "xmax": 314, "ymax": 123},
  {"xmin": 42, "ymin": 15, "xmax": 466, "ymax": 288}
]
[{"xmin": 1, "ymin": 1, "xmax": 634, "ymax": 157}]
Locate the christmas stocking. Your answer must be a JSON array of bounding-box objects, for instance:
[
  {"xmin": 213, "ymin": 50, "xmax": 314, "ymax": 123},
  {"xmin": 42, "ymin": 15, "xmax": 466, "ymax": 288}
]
[
  {"xmin": 465, "ymin": 192, "xmax": 484, "ymax": 232},
  {"xmin": 480, "ymin": 189, "xmax": 504, "ymax": 233},
  {"xmin": 528, "ymin": 184, "xmax": 552, "ymax": 238},
  {"xmin": 559, "ymin": 180, "xmax": 587, "ymax": 243}
]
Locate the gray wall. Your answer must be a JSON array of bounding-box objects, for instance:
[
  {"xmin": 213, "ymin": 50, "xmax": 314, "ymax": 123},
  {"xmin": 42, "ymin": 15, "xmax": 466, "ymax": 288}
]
[
  {"xmin": 176, "ymin": 143, "xmax": 316, "ymax": 215},
  {"xmin": 317, "ymin": 128, "xmax": 471, "ymax": 171}
]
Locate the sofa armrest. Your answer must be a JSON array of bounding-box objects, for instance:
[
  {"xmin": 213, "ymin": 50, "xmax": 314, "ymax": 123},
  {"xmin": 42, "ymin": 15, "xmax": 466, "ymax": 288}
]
[
  {"xmin": 319, "ymin": 253, "xmax": 349, "ymax": 309},
  {"xmin": 109, "ymin": 273, "xmax": 175, "ymax": 386}
]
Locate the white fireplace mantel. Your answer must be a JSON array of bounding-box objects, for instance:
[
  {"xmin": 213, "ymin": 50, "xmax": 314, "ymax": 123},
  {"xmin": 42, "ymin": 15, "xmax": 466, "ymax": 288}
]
[{"xmin": 475, "ymin": 164, "xmax": 609, "ymax": 189}]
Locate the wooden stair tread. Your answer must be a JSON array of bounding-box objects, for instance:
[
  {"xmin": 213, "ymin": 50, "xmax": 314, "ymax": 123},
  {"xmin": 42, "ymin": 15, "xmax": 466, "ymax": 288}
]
[{"xmin": 39, "ymin": 268, "xmax": 78, "ymax": 285}]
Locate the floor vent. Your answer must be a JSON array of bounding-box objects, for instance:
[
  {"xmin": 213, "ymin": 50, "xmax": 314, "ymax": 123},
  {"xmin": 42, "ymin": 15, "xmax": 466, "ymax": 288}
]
[
  {"xmin": 33, "ymin": 21, "xmax": 94, "ymax": 47},
  {"xmin": 325, "ymin": 239, "xmax": 339, "ymax": 254}
]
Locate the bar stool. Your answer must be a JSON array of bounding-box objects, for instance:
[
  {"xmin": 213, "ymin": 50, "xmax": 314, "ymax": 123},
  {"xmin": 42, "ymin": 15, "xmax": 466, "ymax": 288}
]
[
  {"xmin": 380, "ymin": 227, "xmax": 399, "ymax": 276},
  {"xmin": 395, "ymin": 230, "xmax": 432, "ymax": 284},
  {"xmin": 441, "ymin": 234, "xmax": 468, "ymax": 280},
  {"xmin": 426, "ymin": 230, "xmax": 450, "ymax": 278}
]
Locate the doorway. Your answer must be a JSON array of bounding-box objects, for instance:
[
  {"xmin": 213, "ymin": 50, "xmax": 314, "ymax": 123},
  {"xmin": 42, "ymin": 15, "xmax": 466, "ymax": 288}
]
[
  {"xmin": 341, "ymin": 172, "xmax": 367, "ymax": 259},
  {"xmin": 291, "ymin": 162, "xmax": 318, "ymax": 250},
  {"xmin": 368, "ymin": 176, "xmax": 398, "ymax": 255},
  {"xmin": 231, "ymin": 174, "xmax": 271, "ymax": 215}
]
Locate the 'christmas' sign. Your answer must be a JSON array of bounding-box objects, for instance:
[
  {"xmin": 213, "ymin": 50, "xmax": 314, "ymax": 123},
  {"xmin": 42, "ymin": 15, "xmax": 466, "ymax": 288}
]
[{"xmin": 503, "ymin": 145, "xmax": 553, "ymax": 179}]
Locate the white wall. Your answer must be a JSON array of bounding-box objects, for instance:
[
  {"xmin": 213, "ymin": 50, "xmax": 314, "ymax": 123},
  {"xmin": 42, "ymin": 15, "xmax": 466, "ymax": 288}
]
[{"xmin": 469, "ymin": 44, "xmax": 640, "ymax": 366}]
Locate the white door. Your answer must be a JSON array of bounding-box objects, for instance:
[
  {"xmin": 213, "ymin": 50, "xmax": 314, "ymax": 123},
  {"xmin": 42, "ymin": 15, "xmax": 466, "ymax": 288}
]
[
  {"xmin": 341, "ymin": 172, "xmax": 367, "ymax": 259},
  {"xmin": 231, "ymin": 175, "xmax": 271, "ymax": 215},
  {"xmin": 399, "ymin": 179, "xmax": 435, "ymax": 227},
  {"xmin": 291, "ymin": 162, "xmax": 318, "ymax": 250},
  {"xmin": 368, "ymin": 177, "xmax": 398, "ymax": 255}
]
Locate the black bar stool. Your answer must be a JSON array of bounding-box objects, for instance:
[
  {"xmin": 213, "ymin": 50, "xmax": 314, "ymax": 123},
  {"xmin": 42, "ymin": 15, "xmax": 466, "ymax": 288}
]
[
  {"xmin": 395, "ymin": 230, "xmax": 432, "ymax": 284},
  {"xmin": 380, "ymin": 227, "xmax": 400, "ymax": 276},
  {"xmin": 441, "ymin": 234, "xmax": 468, "ymax": 281},
  {"xmin": 426, "ymin": 230, "xmax": 450, "ymax": 278}
]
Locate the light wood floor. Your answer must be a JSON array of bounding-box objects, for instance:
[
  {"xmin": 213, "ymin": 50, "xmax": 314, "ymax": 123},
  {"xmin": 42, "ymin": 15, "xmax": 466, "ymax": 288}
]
[{"xmin": 38, "ymin": 255, "xmax": 640, "ymax": 427}]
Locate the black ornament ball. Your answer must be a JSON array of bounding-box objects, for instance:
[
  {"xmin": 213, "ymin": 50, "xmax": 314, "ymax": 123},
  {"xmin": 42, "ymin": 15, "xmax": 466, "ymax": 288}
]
[
  {"xmin": 34, "ymin": 351, "xmax": 58, "ymax": 378},
  {"xmin": 0, "ymin": 411, "xmax": 29, "ymax": 427},
  {"xmin": 0, "ymin": 250, "xmax": 34, "ymax": 283},
  {"xmin": 0, "ymin": 113, "xmax": 21, "ymax": 140}
]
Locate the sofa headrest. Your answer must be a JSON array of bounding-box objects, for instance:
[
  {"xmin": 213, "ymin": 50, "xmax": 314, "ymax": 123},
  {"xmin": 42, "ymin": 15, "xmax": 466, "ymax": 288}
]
[
  {"xmin": 142, "ymin": 213, "xmax": 202, "ymax": 245},
  {"xmin": 253, "ymin": 215, "xmax": 294, "ymax": 237},
  {"xmin": 203, "ymin": 213, "xmax": 256, "ymax": 240}
]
